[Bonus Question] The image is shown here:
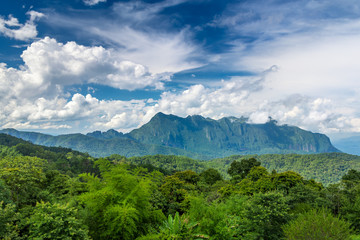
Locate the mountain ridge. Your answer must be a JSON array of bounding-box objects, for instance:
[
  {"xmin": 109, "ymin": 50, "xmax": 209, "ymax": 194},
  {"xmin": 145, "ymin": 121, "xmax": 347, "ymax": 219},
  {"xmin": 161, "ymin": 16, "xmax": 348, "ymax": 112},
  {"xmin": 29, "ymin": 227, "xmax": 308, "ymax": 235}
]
[{"xmin": 0, "ymin": 112, "xmax": 340, "ymax": 159}]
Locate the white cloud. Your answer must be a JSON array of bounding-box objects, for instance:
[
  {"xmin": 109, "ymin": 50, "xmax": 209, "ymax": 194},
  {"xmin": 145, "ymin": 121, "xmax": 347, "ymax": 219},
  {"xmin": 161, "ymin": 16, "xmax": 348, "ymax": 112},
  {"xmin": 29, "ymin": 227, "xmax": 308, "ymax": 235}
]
[
  {"xmin": 0, "ymin": 91, "xmax": 149, "ymax": 133},
  {"xmin": 1, "ymin": 73, "xmax": 360, "ymax": 135},
  {"xmin": 138, "ymin": 77, "xmax": 360, "ymax": 135},
  {"xmin": 0, "ymin": 36, "xmax": 170, "ymax": 133},
  {"xmin": 0, "ymin": 37, "xmax": 167, "ymax": 102},
  {"xmin": 83, "ymin": 0, "xmax": 106, "ymax": 6},
  {"xmin": 43, "ymin": 1, "xmax": 202, "ymax": 74},
  {"xmin": 0, "ymin": 11, "xmax": 43, "ymax": 41}
]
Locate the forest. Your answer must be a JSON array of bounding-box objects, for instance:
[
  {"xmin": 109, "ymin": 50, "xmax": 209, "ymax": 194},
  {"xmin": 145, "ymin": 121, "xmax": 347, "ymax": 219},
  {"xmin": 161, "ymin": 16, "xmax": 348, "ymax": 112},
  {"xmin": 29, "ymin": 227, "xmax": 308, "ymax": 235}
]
[{"xmin": 1, "ymin": 133, "xmax": 360, "ymax": 239}]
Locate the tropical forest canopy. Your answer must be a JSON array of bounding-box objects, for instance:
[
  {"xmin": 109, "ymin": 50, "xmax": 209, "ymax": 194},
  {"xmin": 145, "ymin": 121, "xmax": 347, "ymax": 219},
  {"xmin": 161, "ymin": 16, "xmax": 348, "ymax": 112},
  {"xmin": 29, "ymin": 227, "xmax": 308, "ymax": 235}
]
[{"xmin": 1, "ymin": 133, "xmax": 360, "ymax": 239}]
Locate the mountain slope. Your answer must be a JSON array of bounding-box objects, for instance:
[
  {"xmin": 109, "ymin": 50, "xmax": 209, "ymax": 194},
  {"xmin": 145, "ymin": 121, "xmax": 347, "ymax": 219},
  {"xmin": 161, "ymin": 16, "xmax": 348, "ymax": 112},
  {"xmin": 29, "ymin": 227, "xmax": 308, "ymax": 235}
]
[{"xmin": 0, "ymin": 128, "xmax": 204, "ymax": 158}]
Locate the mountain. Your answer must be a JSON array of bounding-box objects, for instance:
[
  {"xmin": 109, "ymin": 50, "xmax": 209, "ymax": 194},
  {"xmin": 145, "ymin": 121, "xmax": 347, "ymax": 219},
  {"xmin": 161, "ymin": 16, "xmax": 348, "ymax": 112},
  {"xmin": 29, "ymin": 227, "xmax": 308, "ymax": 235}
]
[
  {"xmin": 0, "ymin": 112, "xmax": 339, "ymax": 159},
  {"xmin": 128, "ymin": 112, "xmax": 339, "ymax": 157},
  {"xmin": 333, "ymin": 136, "xmax": 360, "ymax": 156}
]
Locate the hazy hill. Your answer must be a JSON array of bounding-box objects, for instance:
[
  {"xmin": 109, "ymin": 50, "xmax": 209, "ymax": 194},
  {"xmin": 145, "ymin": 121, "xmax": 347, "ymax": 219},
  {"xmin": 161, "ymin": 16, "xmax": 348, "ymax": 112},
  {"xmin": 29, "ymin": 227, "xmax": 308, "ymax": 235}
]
[
  {"xmin": 0, "ymin": 128, "xmax": 204, "ymax": 158},
  {"xmin": 0, "ymin": 112, "xmax": 339, "ymax": 159},
  {"xmin": 333, "ymin": 136, "xmax": 360, "ymax": 156}
]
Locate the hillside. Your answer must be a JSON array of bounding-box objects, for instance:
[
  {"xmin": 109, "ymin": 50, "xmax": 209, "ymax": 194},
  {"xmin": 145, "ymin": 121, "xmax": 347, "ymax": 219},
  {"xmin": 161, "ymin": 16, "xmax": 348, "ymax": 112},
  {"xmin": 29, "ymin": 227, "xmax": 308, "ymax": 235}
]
[{"xmin": 0, "ymin": 128, "xmax": 205, "ymax": 158}]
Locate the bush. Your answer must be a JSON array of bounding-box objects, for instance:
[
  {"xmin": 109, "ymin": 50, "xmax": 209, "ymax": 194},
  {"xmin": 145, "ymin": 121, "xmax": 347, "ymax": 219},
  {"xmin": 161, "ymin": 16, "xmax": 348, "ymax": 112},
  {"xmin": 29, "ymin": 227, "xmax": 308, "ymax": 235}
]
[{"xmin": 283, "ymin": 208, "xmax": 353, "ymax": 240}]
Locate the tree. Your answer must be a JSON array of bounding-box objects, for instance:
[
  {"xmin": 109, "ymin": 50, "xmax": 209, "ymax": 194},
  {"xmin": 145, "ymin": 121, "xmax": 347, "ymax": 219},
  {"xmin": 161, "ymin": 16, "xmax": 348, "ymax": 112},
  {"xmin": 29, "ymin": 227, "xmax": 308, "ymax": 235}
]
[
  {"xmin": 0, "ymin": 156, "xmax": 47, "ymax": 206},
  {"xmin": 238, "ymin": 191, "xmax": 290, "ymax": 240},
  {"xmin": 227, "ymin": 158, "xmax": 261, "ymax": 182},
  {"xmin": 283, "ymin": 208, "xmax": 353, "ymax": 240},
  {"xmin": 342, "ymin": 169, "xmax": 360, "ymax": 182},
  {"xmin": 0, "ymin": 202, "xmax": 19, "ymax": 239},
  {"xmin": 78, "ymin": 161, "xmax": 164, "ymax": 240},
  {"xmin": 272, "ymin": 171, "xmax": 303, "ymax": 193},
  {"xmin": 174, "ymin": 170, "xmax": 200, "ymax": 185},
  {"xmin": 27, "ymin": 202, "xmax": 90, "ymax": 240},
  {"xmin": 160, "ymin": 175, "xmax": 194, "ymax": 215},
  {"xmin": 200, "ymin": 168, "xmax": 223, "ymax": 185},
  {"xmin": 0, "ymin": 179, "xmax": 11, "ymax": 204}
]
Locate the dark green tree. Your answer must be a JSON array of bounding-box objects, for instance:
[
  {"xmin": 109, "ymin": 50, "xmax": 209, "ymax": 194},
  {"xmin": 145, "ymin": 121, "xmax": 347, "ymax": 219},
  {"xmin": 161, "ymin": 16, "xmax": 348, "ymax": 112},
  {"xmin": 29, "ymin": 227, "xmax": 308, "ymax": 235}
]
[
  {"xmin": 200, "ymin": 168, "xmax": 223, "ymax": 185},
  {"xmin": 238, "ymin": 191, "xmax": 290, "ymax": 240},
  {"xmin": 227, "ymin": 158, "xmax": 261, "ymax": 182}
]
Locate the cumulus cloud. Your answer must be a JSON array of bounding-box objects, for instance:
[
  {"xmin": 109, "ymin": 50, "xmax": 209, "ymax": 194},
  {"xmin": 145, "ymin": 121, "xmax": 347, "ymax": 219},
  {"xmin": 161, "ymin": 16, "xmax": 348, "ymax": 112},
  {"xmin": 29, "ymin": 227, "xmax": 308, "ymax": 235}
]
[
  {"xmin": 0, "ymin": 11, "xmax": 44, "ymax": 41},
  {"xmin": 0, "ymin": 37, "xmax": 167, "ymax": 102},
  {"xmin": 138, "ymin": 77, "xmax": 360, "ymax": 135},
  {"xmin": 83, "ymin": 0, "xmax": 106, "ymax": 6},
  {"xmin": 0, "ymin": 36, "xmax": 170, "ymax": 132},
  {"xmin": 0, "ymin": 92, "xmax": 149, "ymax": 133},
  {"xmin": 1, "ymin": 73, "xmax": 360, "ymax": 135}
]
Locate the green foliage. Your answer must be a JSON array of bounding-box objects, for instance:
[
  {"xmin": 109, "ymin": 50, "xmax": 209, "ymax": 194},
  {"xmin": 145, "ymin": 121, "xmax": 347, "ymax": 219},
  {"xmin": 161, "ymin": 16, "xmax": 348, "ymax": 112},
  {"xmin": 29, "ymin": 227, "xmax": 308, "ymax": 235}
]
[
  {"xmin": 160, "ymin": 174, "xmax": 194, "ymax": 215},
  {"xmin": 343, "ymin": 169, "xmax": 360, "ymax": 182},
  {"xmin": 0, "ymin": 202, "xmax": 19, "ymax": 239},
  {"xmin": 139, "ymin": 212, "xmax": 209, "ymax": 240},
  {"xmin": 238, "ymin": 191, "xmax": 291, "ymax": 240},
  {"xmin": 0, "ymin": 133, "xmax": 359, "ymax": 240},
  {"xmin": 0, "ymin": 179, "xmax": 12, "ymax": 204},
  {"xmin": 127, "ymin": 154, "xmax": 207, "ymax": 174},
  {"xmin": 78, "ymin": 161, "xmax": 164, "ymax": 240},
  {"xmin": 287, "ymin": 183, "xmax": 326, "ymax": 213},
  {"xmin": 227, "ymin": 158, "xmax": 261, "ymax": 181},
  {"xmin": 174, "ymin": 170, "xmax": 200, "ymax": 185},
  {"xmin": 283, "ymin": 208, "xmax": 353, "ymax": 240},
  {"xmin": 199, "ymin": 168, "xmax": 223, "ymax": 185},
  {"xmin": 27, "ymin": 202, "xmax": 90, "ymax": 240},
  {"xmin": 206, "ymin": 153, "xmax": 360, "ymax": 186},
  {"xmin": 272, "ymin": 171, "xmax": 303, "ymax": 193},
  {"xmin": 0, "ymin": 156, "xmax": 47, "ymax": 206},
  {"xmin": 161, "ymin": 212, "xmax": 183, "ymax": 237},
  {"xmin": 187, "ymin": 196, "xmax": 246, "ymax": 239}
]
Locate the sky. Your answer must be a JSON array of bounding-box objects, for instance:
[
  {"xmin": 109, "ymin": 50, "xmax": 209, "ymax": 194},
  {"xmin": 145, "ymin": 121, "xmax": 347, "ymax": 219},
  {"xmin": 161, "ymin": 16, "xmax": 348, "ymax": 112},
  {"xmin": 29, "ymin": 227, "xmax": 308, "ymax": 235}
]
[{"xmin": 1, "ymin": 0, "xmax": 360, "ymax": 140}]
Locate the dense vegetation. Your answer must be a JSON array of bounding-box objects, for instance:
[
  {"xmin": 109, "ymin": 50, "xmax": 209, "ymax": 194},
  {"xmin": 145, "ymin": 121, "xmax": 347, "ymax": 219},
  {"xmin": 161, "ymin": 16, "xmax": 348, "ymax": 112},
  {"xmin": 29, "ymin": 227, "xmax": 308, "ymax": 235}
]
[
  {"xmin": 1, "ymin": 133, "xmax": 360, "ymax": 239},
  {"xmin": 0, "ymin": 112, "xmax": 339, "ymax": 159}
]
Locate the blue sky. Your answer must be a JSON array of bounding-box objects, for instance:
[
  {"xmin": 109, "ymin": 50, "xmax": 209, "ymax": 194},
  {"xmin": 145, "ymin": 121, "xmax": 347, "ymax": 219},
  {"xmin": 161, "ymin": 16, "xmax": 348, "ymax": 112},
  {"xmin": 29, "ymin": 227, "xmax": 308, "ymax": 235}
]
[{"xmin": 1, "ymin": 0, "xmax": 360, "ymax": 140}]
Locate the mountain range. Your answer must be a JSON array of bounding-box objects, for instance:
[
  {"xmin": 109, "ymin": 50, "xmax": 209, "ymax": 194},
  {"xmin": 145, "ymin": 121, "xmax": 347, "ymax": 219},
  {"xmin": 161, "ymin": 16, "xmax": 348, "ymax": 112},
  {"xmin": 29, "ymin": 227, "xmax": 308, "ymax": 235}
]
[{"xmin": 0, "ymin": 112, "xmax": 340, "ymax": 159}]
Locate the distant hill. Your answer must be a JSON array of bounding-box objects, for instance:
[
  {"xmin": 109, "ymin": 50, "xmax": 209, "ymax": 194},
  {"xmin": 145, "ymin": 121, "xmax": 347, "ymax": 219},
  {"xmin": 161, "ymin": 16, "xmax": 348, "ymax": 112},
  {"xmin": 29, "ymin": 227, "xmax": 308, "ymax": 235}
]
[
  {"xmin": 0, "ymin": 128, "xmax": 204, "ymax": 158},
  {"xmin": 0, "ymin": 112, "xmax": 339, "ymax": 159},
  {"xmin": 333, "ymin": 136, "xmax": 360, "ymax": 156}
]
